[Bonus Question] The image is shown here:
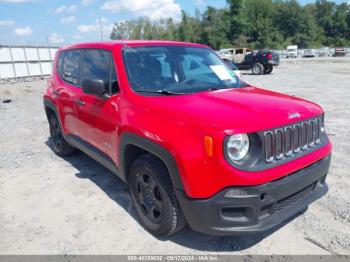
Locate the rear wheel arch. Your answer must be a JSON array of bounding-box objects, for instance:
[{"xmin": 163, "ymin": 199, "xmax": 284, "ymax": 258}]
[
  {"xmin": 44, "ymin": 100, "xmax": 62, "ymax": 125},
  {"xmin": 44, "ymin": 100, "xmax": 67, "ymax": 135},
  {"xmin": 44, "ymin": 100, "xmax": 57, "ymax": 120},
  {"xmin": 119, "ymin": 132, "xmax": 184, "ymax": 191}
]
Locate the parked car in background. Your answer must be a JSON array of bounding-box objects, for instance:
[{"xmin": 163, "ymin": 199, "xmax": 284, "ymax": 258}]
[
  {"xmin": 303, "ymin": 49, "xmax": 315, "ymax": 58},
  {"xmin": 333, "ymin": 47, "xmax": 346, "ymax": 57},
  {"xmin": 318, "ymin": 47, "xmax": 331, "ymax": 57},
  {"xmin": 219, "ymin": 48, "xmax": 279, "ymax": 75},
  {"xmin": 222, "ymin": 58, "xmax": 240, "ymax": 77},
  {"xmin": 44, "ymin": 40, "xmax": 332, "ymax": 237},
  {"xmin": 286, "ymin": 45, "xmax": 298, "ymax": 58}
]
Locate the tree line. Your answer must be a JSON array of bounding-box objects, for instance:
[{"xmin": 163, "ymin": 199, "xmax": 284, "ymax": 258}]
[{"xmin": 110, "ymin": 0, "xmax": 350, "ymax": 50}]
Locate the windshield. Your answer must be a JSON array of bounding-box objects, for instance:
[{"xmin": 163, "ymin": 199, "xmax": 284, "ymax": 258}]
[{"xmin": 122, "ymin": 45, "xmax": 245, "ymax": 95}]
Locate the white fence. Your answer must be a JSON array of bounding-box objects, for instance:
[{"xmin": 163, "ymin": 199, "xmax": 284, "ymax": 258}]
[
  {"xmin": 0, "ymin": 45, "xmax": 59, "ymax": 80},
  {"xmin": 274, "ymin": 47, "xmax": 350, "ymax": 58}
]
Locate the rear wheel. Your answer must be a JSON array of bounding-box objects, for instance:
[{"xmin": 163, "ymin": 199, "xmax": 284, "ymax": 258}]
[
  {"xmin": 264, "ymin": 64, "xmax": 273, "ymax": 74},
  {"xmin": 49, "ymin": 114, "xmax": 75, "ymax": 156},
  {"xmin": 252, "ymin": 63, "xmax": 264, "ymax": 75},
  {"xmin": 129, "ymin": 154, "xmax": 186, "ymax": 236}
]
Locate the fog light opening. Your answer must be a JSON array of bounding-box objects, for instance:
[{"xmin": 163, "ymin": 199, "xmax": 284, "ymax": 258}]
[{"xmin": 260, "ymin": 193, "xmax": 266, "ymax": 201}]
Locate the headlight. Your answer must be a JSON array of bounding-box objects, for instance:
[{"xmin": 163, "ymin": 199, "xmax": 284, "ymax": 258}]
[{"xmin": 226, "ymin": 134, "xmax": 250, "ymax": 161}]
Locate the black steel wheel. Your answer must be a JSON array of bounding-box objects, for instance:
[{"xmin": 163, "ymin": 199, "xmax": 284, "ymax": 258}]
[
  {"xmin": 264, "ymin": 64, "xmax": 273, "ymax": 74},
  {"xmin": 48, "ymin": 114, "xmax": 75, "ymax": 156},
  {"xmin": 129, "ymin": 154, "xmax": 186, "ymax": 236},
  {"xmin": 134, "ymin": 171, "xmax": 164, "ymax": 224}
]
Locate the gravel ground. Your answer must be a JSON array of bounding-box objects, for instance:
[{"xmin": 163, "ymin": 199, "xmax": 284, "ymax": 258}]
[{"xmin": 0, "ymin": 57, "xmax": 349, "ymax": 255}]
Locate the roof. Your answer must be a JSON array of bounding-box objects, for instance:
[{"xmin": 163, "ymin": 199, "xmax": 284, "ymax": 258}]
[{"xmin": 61, "ymin": 40, "xmax": 208, "ymax": 50}]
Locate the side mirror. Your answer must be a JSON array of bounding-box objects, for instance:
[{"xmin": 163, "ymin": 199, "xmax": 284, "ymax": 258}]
[{"xmin": 82, "ymin": 78, "xmax": 106, "ymax": 97}]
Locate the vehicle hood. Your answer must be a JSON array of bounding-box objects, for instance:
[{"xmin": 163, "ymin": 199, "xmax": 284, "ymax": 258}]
[{"xmin": 145, "ymin": 86, "xmax": 323, "ymax": 133}]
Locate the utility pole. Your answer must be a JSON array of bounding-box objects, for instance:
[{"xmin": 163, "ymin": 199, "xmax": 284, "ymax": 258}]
[
  {"xmin": 99, "ymin": 17, "xmax": 103, "ymax": 41},
  {"xmin": 46, "ymin": 36, "xmax": 50, "ymax": 48}
]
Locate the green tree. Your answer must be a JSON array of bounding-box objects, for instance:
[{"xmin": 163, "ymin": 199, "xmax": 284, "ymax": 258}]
[
  {"xmin": 110, "ymin": 0, "xmax": 350, "ymax": 49},
  {"xmin": 201, "ymin": 6, "xmax": 231, "ymax": 49}
]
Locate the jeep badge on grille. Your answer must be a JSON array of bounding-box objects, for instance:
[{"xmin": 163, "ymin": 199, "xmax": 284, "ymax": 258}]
[{"xmin": 289, "ymin": 112, "xmax": 301, "ymax": 119}]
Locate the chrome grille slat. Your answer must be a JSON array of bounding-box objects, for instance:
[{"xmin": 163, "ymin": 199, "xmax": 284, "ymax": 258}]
[
  {"xmin": 264, "ymin": 117, "xmax": 322, "ymax": 163},
  {"xmin": 315, "ymin": 118, "xmax": 321, "ymax": 143},
  {"xmin": 275, "ymin": 129, "xmax": 284, "ymax": 159},
  {"xmin": 293, "ymin": 124, "xmax": 301, "ymax": 152},
  {"xmin": 309, "ymin": 120, "xmax": 315, "ymax": 146},
  {"xmin": 264, "ymin": 131, "xmax": 274, "ymax": 163},
  {"xmin": 285, "ymin": 126, "xmax": 293, "ymax": 156},
  {"xmin": 301, "ymin": 122, "xmax": 308, "ymax": 150}
]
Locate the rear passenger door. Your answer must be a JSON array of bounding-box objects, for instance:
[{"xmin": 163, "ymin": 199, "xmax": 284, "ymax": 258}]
[
  {"xmin": 54, "ymin": 49, "xmax": 82, "ymax": 136},
  {"xmin": 74, "ymin": 49, "xmax": 120, "ymax": 157}
]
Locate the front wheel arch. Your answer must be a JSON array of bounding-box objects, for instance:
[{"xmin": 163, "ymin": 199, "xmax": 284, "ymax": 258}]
[{"xmin": 119, "ymin": 133, "xmax": 185, "ymax": 191}]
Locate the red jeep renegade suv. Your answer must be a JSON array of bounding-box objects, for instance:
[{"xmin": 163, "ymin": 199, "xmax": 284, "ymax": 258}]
[{"xmin": 44, "ymin": 41, "xmax": 332, "ymax": 236}]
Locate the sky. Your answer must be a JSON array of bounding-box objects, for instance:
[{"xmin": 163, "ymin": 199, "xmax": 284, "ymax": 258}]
[{"xmin": 0, "ymin": 0, "xmax": 348, "ymax": 46}]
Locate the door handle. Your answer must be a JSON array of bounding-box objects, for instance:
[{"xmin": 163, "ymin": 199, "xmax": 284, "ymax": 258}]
[
  {"xmin": 75, "ymin": 99, "xmax": 86, "ymax": 106},
  {"xmin": 53, "ymin": 88, "xmax": 64, "ymax": 96}
]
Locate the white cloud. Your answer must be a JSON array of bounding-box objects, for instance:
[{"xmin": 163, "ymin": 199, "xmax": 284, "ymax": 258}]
[
  {"xmin": 77, "ymin": 18, "xmax": 113, "ymax": 39},
  {"xmin": 0, "ymin": 20, "xmax": 15, "ymax": 26},
  {"xmin": 78, "ymin": 18, "xmax": 109, "ymax": 32},
  {"xmin": 73, "ymin": 34, "xmax": 82, "ymax": 40},
  {"xmin": 13, "ymin": 26, "xmax": 32, "ymax": 36},
  {"xmin": 60, "ymin": 16, "xmax": 76, "ymax": 24},
  {"xmin": 55, "ymin": 5, "xmax": 66, "ymax": 13},
  {"xmin": 81, "ymin": 0, "xmax": 95, "ymax": 5},
  {"xmin": 78, "ymin": 24, "xmax": 98, "ymax": 33},
  {"xmin": 55, "ymin": 4, "xmax": 76, "ymax": 14},
  {"xmin": 67, "ymin": 4, "xmax": 77, "ymax": 12},
  {"xmin": 48, "ymin": 33, "xmax": 65, "ymax": 44},
  {"xmin": 100, "ymin": 0, "xmax": 181, "ymax": 21},
  {"xmin": 195, "ymin": 0, "xmax": 204, "ymax": 6},
  {"xmin": 100, "ymin": 17, "xmax": 108, "ymax": 23}
]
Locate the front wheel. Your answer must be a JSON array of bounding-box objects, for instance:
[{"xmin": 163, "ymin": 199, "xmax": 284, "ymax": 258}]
[
  {"xmin": 264, "ymin": 64, "xmax": 273, "ymax": 74},
  {"xmin": 129, "ymin": 154, "xmax": 186, "ymax": 236},
  {"xmin": 251, "ymin": 63, "xmax": 264, "ymax": 75}
]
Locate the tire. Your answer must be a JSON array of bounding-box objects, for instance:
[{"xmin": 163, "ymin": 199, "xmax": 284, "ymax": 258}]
[
  {"xmin": 264, "ymin": 64, "xmax": 273, "ymax": 74},
  {"xmin": 48, "ymin": 113, "xmax": 75, "ymax": 156},
  {"xmin": 129, "ymin": 154, "xmax": 186, "ymax": 236},
  {"xmin": 251, "ymin": 63, "xmax": 264, "ymax": 75}
]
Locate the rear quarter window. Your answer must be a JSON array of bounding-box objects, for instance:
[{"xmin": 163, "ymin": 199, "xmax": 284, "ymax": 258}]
[
  {"xmin": 62, "ymin": 49, "xmax": 81, "ymax": 85},
  {"xmin": 56, "ymin": 52, "xmax": 64, "ymax": 77}
]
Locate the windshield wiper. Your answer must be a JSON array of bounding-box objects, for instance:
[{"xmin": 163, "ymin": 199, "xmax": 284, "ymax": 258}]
[{"xmin": 135, "ymin": 89, "xmax": 187, "ymax": 96}]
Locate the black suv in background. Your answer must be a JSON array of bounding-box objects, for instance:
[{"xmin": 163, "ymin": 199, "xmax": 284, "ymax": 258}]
[{"xmin": 219, "ymin": 48, "xmax": 280, "ymax": 75}]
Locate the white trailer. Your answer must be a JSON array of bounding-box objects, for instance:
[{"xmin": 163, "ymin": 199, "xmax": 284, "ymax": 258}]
[{"xmin": 286, "ymin": 45, "xmax": 298, "ymax": 58}]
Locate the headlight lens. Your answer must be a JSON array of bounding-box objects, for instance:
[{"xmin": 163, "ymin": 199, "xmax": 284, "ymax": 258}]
[{"xmin": 226, "ymin": 134, "xmax": 250, "ymax": 161}]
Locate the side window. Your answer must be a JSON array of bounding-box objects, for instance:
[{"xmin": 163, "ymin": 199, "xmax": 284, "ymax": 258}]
[
  {"xmin": 110, "ymin": 59, "xmax": 119, "ymax": 94},
  {"xmin": 62, "ymin": 50, "xmax": 81, "ymax": 85},
  {"xmin": 81, "ymin": 49, "xmax": 111, "ymax": 92},
  {"xmin": 235, "ymin": 49, "xmax": 244, "ymax": 55}
]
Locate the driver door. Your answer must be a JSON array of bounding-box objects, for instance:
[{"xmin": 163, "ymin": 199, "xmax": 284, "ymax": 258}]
[{"xmin": 74, "ymin": 49, "xmax": 120, "ymax": 157}]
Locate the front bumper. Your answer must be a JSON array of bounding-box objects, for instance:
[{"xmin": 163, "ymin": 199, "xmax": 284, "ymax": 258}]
[{"xmin": 176, "ymin": 155, "xmax": 331, "ymax": 236}]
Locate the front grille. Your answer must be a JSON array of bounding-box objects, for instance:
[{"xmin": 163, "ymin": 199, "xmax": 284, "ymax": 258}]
[
  {"xmin": 274, "ymin": 182, "xmax": 316, "ymax": 211},
  {"xmin": 264, "ymin": 117, "xmax": 322, "ymax": 163},
  {"xmin": 261, "ymin": 182, "xmax": 317, "ymax": 214}
]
